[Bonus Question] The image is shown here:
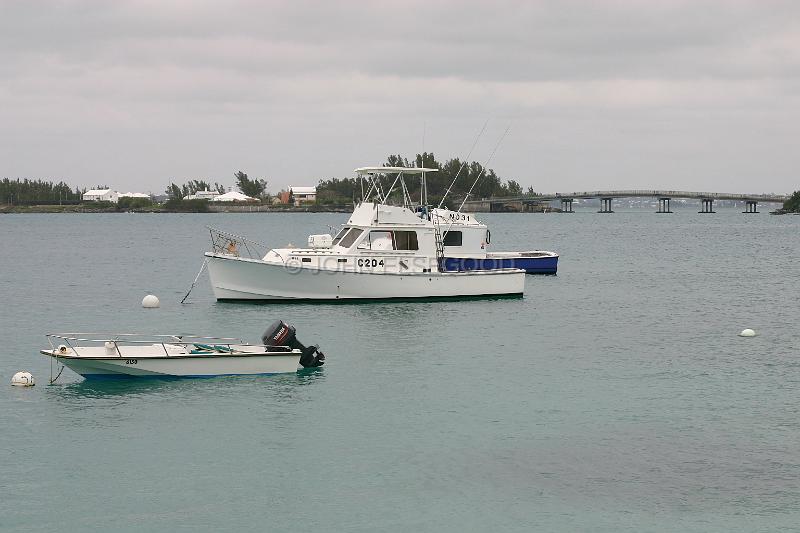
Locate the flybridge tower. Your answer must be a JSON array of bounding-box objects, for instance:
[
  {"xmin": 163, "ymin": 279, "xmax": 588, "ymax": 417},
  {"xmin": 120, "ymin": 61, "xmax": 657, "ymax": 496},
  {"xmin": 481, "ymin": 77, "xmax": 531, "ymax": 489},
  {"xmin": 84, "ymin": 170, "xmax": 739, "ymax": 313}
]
[{"xmin": 354, "ymin": 166, "xmax": 439, "ymax": 209}]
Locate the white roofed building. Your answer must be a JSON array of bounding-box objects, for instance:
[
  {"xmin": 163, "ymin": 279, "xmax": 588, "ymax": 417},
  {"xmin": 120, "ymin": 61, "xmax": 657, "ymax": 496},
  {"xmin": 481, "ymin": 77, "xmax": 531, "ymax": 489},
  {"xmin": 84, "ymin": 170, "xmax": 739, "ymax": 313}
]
[
  {"xmin": 118, "ymin": 192, "xmax": 151, "ymax": 199},
  {"xmin": 82, "ymin": 189, "xmax": 119, "ymax": 203},
  {"xmin": 213, "ymin": 191, "xmax": 258, "ymax": 202},
  {"xmin": 185, "ymin": 190, "xmax": 221, "ymax": 201},
  {"xmin": 290, "ymin": 186, "xmax": 316, "ymax": 206}
]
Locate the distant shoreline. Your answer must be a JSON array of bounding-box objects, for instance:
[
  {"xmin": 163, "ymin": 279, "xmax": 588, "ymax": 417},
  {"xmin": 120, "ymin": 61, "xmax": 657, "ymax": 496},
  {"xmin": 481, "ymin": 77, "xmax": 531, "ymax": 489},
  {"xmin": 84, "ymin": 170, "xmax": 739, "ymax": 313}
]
[
  {"xmin": 0, "ymin": 204, "xmax": 353, "ymax": 214},
  {"xmin": 3, "ymin": 203, "xmax": 797, "ymax": 215}
]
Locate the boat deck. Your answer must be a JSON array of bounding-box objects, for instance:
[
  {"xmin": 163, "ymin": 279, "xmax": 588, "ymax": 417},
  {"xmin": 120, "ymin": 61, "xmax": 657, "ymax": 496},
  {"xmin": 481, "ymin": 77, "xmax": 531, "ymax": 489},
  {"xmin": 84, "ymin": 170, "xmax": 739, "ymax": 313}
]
[{"xmin": 43, "ymin": 343, "xmax": 290, "ymax": 359}]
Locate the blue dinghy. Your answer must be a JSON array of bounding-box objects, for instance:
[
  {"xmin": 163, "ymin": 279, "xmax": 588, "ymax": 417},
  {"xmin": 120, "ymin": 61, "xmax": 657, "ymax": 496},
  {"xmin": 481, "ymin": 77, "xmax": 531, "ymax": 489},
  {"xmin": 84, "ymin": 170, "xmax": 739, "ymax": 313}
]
[
  {"xmin": 442, "ymin": 251, "xmax": 558, "ymax": 274},
  {"xmin": 432, "ymin": 209, "xmax": 559, "ymax": 275}
]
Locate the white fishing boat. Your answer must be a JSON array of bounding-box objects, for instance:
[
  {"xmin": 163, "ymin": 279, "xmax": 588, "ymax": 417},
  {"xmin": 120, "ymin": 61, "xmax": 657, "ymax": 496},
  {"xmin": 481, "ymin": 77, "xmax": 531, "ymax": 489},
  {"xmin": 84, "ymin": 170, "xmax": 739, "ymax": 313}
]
[
  {"xmin": 41, "ymin": 321, "xmax": 325, "ymax": 379},
  {"xmin": 204, "ymin": 166, "xmax": 557, "ymax": 301}
]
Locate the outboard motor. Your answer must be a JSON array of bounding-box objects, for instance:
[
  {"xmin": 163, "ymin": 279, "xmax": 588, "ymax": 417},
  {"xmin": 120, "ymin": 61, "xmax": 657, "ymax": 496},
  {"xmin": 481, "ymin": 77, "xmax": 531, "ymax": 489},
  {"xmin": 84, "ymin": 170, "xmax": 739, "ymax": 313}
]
[{"xmin": 261, "ymin": 320, "xmax": 325, "ymax": 368}]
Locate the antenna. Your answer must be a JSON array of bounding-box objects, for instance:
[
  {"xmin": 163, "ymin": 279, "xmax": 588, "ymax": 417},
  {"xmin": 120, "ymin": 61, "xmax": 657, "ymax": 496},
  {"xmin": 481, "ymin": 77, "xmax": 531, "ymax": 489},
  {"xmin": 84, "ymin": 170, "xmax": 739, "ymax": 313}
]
[
  {"xmin": 438, "ymin": 119, "xmax": 488, "ymax": 209},
  {"xmin": 422, "ymin": 121, "xmax": 426, "ymax": 170},
  {"xmin": 457, "ymin": 123, "xmax": 512, "ymax": 213},
  {"xmin": 421, "ymin": 121, "xmax": 427, "ymax": 206}
]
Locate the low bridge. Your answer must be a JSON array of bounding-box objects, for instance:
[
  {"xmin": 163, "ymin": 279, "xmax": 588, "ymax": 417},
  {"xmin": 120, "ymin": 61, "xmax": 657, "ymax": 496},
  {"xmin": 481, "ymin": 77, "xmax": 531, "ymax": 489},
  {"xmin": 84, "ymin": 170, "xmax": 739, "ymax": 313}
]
[{"xmin": 461, "ymin": 190, "xmax": 788, "ymax": 214}]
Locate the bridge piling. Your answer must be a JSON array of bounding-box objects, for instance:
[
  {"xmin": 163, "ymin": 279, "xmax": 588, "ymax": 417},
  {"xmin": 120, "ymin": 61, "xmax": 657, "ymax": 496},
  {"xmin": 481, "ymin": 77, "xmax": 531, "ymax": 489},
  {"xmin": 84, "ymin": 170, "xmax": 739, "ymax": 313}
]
[
  {"xmin": 461, "ymin": 190, "xmax": 786, "ymax": 213},
  {"xmin": 743, "ymin": 200, "xmax": 759, "ymax": 213},
  {"xmin": 699, "ymin": 198, "xmax": 715, "ymax": 214},
  {"xmin": 657, "ymin": 197, "xmax": 672, "ymax": 213}
]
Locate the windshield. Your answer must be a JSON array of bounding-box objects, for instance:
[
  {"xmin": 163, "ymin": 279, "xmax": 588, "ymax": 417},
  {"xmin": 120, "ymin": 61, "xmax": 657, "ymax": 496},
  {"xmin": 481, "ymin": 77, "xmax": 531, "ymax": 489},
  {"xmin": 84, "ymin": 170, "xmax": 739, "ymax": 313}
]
[
  {"xmin": 338, "ymin": 228, "xmax": 363, "ymax": 248},
  {"xmin": 332, "ymin": 227, "xmax": 349, "ymax": 246}
]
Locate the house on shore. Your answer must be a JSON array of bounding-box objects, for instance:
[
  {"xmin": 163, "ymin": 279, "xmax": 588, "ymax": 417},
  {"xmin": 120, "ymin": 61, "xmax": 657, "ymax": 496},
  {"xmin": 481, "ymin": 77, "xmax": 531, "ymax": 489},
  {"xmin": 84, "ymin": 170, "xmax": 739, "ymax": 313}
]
[
  {"xmin": 289, "ymin": 186, "xmax": 316, "ymax": 206},
  {"xmin": 185, "ymin": 190, "xmax": 221, "ymax": 201},
  {"xmin": 213, "ymin": 191, "xmax": 258, "ymax": 202},
  {"xmin": 119, "ymin": 192, "xmax": 151, "ymax": 200},
  {"xmin": 83, "ymin": 189, "xmax": 119, "ymax": 203},
  {"xmin": 82, "ymin": 190, "xmax": 151, "ymax": 203}
]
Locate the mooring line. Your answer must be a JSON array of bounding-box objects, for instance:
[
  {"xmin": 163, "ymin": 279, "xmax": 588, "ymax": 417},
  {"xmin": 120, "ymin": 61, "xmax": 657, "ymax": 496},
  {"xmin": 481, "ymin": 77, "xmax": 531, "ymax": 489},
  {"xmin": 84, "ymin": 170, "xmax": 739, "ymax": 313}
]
[
  {"xmin": 181, "ymin": 258, "xmax": 209, "ymax": 304},
  {"xmin": 49, "ymin": 364, "xmax": 64, "ymax": 385}
]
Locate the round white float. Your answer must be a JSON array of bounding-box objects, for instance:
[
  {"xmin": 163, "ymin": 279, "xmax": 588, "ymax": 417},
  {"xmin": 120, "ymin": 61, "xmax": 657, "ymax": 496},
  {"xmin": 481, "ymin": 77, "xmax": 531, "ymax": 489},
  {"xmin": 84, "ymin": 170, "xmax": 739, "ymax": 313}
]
[
  {"xmin": 142, "ymin": 294, "xmax": 160, "ymax": 308},
  {"xmin": 739, "ymin": 328, "xmax": 756, "ymax": 337},
  {"xmin": 11, "ymin": 371, "xmax": 35, "ymax": 387}
]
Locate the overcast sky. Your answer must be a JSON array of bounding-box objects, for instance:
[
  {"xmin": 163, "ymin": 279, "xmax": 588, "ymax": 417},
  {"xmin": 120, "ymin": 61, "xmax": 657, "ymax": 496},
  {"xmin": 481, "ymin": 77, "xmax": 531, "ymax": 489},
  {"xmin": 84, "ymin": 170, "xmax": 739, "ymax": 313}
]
[{"xmin": 1, "ymin": 0, "xmax": 798, "ymax": 194}]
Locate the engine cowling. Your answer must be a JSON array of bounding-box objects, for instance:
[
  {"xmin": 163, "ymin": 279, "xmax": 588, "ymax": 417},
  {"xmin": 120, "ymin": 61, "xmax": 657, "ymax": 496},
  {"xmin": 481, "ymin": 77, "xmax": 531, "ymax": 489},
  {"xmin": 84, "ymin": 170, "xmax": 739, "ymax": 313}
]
[{"xmin": 262, "ymin": 320, "xmax": 325, "ymax": 367}]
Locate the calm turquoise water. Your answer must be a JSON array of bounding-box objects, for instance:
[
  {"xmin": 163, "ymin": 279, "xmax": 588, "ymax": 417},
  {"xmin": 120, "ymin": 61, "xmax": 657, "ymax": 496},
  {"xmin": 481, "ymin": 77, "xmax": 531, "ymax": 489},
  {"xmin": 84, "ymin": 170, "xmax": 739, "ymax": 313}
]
[{"xmin": 1, "ymin": 209, "xmax": 799, "ymax": 532}]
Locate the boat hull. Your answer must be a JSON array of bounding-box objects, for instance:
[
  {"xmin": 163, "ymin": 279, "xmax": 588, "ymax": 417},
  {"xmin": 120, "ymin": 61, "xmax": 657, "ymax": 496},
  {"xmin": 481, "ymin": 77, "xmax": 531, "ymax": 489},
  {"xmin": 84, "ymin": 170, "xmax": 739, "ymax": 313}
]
[
  {"xmin": 42, "ymin": 352, "xmax": 301, "ymax": 378},
  {"xmin": 443, "ymin": 252, "xmax": 558, "ymax": 274},
  {"xmin": 205, "ymin": 253, "xmax": 525, "ymax": 300}
]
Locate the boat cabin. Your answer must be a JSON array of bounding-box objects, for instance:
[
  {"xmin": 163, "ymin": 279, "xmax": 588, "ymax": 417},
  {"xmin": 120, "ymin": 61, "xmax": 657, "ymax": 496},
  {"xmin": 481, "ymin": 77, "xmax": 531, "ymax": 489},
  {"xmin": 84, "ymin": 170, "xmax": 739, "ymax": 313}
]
[
  {"xmin": 263, "ymin": 200, "xmax": 491, "ymax": 274},
  {"xmin": 258, "ymin": 166, "xmax": 494, "ymax": 273}
]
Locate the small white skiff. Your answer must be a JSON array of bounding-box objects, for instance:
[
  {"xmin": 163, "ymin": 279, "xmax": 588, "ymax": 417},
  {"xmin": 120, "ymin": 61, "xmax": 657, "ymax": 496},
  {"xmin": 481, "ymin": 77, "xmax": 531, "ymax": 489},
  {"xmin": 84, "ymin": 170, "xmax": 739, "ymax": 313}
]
[{"xmin": 42, "ymin": 321, "xmax": 325, "ymax": 379}]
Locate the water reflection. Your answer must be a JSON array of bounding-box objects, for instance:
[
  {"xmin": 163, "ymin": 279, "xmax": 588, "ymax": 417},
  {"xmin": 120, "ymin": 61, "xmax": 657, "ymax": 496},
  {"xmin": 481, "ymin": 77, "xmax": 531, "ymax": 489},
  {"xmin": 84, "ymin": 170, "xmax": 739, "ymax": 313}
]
[
  {"xmin": 47, "ymin": 369, "xmax": 326, "ymax": 401},
  {"xmin": 48, "ymin": 376, "xmax": 193, "ymax": 401},
  {"xmin": 296, "ymin": 366, "xmax": 325, "ymax": 384},
  {"xmin": 212, "ymin": 293, "xmax": 522, "ymax": 308}
]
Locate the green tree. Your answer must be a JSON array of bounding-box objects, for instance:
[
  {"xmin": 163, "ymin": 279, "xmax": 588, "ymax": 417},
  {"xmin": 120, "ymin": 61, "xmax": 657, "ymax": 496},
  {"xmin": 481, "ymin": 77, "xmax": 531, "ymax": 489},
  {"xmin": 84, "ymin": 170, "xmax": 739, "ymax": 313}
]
[
  {"xmin": 316, "ymin": 177, "xmax": 359, "ymax": 204},
  {"xmin": 166, "ymin": 180, "xmax": 225, "ymax": 199},
  {"xmin": 165, "ymin": 183, "xmax": 184, "ymax": 199},
  {"xmin": 314, "ymin": 153, "xmax": 518, "ymax": 207},
  {"xmin": 782, "ymin": 190, "xmax": 800, "ymax": 212},
  {"xmin": 506, "ymin": 180, "xmax": 523, "ymax": 196},
  {"xmin": 234, "ymin": 171, "xmax": 267, "ymax": 198},
  {"xmin": 386, "ymin": 154, "xmax": 411, "ymax": 168},
  {"xmin": 1, "ymin": 178, "xmax": 81, "ymax": 205}
]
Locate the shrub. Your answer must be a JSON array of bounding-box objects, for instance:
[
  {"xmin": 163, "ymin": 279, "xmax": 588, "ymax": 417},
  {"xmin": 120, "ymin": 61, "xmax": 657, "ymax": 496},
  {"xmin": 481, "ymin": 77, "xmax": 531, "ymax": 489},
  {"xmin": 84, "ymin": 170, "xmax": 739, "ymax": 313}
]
[
  {"xmin": 117, "ymin": 197, "xmax": 152, "ymax": 209},
  {"xmin": 163, "ymin": 198, "xmax": 210, "ymax": 212},
  {"xmin": 81, "ymin": 200, "xmax": 115, "ymax": 209},
  {"xmin": 782, "ymin": 190, "xmax": 800, "ymax": 213}
]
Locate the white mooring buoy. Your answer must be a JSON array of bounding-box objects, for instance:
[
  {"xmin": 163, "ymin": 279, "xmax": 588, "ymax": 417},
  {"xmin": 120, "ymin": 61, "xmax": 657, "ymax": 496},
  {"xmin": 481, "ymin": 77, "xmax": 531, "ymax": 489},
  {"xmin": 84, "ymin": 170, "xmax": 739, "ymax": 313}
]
[
  {"xmin": 11, "ymin": 371, "xmax": 35, "ymax": 387},
  {"xmin": 142, "ymin": 294, "xmax": 160, "ymax": 308},
  {"xmin": 739, "ymin": 328, "xmax": 756, "ymax": 337}
]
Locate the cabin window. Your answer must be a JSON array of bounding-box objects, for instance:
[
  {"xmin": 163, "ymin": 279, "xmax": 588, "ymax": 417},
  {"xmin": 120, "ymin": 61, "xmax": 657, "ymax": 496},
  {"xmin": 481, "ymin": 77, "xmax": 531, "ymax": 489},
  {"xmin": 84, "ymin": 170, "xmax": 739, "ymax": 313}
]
[
  {"xmin": 338, "ymin": 228, "xmax": 363, "ymax": 248},
  {"xmin": 332, "ymin": 228, "xmax": 349, "ymax": 246},
  {"xmin": 357, "ymin": 230, "xmax": 419, "ymax": 251},
  {"xmin": 393, "ymin": 231, "xmax": 419, "ymax": 250},
  {"xmin": 442, "ymin": 230, "xmax": 462, "ymax": 246},
  {"xmin": 358, "ymin": 231, "xmax": 393, "ymax": 250}
]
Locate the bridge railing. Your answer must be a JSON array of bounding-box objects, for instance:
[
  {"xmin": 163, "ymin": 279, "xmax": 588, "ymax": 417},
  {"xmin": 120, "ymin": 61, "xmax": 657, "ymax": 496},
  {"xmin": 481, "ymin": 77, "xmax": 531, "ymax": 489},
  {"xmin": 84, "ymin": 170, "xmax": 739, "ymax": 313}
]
[{"xmin": 463, "ymin": 190, "xmax": 787, "ymax": 203}]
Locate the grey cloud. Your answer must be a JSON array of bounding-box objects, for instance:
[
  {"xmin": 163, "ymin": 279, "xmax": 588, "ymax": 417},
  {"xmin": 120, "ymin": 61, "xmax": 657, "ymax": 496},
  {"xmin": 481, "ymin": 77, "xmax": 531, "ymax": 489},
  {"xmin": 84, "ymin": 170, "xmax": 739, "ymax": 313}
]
[
  {"xmin": 5, "ymin": 1, "xmax": 799, "ymax": 81},
  {"xmin": 1, "ymin": 0, "xmax": 799, "ymax": 193}
]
